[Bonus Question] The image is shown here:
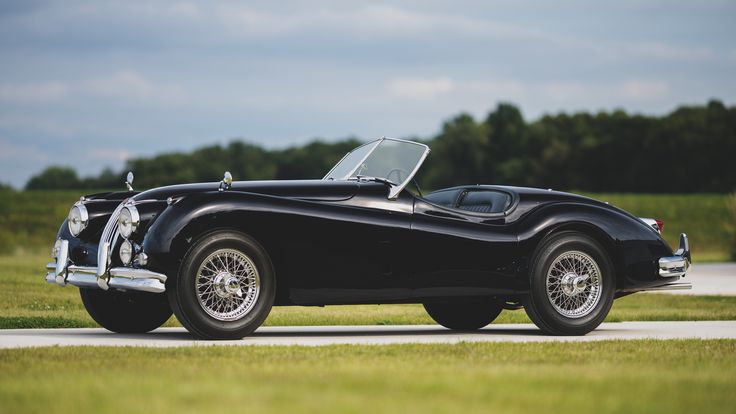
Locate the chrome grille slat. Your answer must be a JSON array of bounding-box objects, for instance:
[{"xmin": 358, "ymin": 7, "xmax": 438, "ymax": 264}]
[{"xmin": 97, "ymin": 202, "xmax": 126, "ymax": 279}]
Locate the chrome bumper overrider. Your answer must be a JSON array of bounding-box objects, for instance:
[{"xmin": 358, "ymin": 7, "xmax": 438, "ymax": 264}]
[
  {"xmin": 45, "ymin": 239, "xmax": 167, "ymax": 294},
  {"xmin": 628, "ymin": 233, "xmax": 693, "ymax": 292},
  {"xmin": 658, "ymin": 233, "xmax": 691, "ymax": 278}
]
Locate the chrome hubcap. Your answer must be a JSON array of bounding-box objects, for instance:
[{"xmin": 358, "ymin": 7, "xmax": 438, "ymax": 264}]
[
  {"xmin": 545, "ymin": 251, "xmax": 602, "ymax": 318},
  {"xmin": 560, "ymin": 273, "xmax": 589, "ymax": 296},
  {"xmin": 195, "ymin": 249, "xmax": 260, "ymax": 321}
]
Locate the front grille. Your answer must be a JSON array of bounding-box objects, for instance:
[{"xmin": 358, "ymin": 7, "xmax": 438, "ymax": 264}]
[{"xmin": 97, "ymin": 202, "xmax": 126, "ymax": 276}]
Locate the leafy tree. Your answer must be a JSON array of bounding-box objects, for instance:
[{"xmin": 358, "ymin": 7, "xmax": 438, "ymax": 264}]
[
  {"xmin": 25, "ymin": 166, "xmax": 81, "ymax": 190},
  {"xmin": 23, "ymin": 101, "xmax": 736, "ymax": 193}
]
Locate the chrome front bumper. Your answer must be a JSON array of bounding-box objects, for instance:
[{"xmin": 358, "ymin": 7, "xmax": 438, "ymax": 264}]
[
  {"xmin": 45, "ymin": 239, "xmax": 167, "ymax": 294},
  {"xmin": 658, "ymin": 233, "xmax": 691, "ymax": 278}
]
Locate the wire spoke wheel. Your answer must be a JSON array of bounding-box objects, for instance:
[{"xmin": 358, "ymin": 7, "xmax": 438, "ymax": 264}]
[
  {"xmin": 195, "ymin": 248, "xmax": 260, "ymax": 321},
  {"xmin": 545, "ymin": 250, "xmax": 602, "ymax": 318}
]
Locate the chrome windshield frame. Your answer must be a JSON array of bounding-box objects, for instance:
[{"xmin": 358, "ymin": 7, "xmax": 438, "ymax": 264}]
[{"xmin": 323, "ymin": 137, "xmax": 430, "ymax": 200}]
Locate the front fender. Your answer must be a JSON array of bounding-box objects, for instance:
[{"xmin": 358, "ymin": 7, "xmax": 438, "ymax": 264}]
[{"xmin": 141, "ymin": 191, "xmax": 341, "ymax": 274}]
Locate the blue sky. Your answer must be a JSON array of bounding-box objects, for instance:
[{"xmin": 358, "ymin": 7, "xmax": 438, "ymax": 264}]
[{"xmin": 1, "ymin": 0, "xmax": 734, "ymax": 187}]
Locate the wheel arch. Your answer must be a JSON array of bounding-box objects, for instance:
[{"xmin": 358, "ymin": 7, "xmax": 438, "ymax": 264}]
[
  {"xmin": 534, "ymin": 222, "xmax": 625, "ymax": 288},
  {"xmin": 518, "ymin": 203, "xmax": 636, "ymax": 289},
  {"xmin": 141, "ymin": 193, "xmax": 301, "ymax": 304}
]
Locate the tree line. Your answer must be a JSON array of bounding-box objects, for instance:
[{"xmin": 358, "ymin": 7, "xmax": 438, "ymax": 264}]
[{"xmin": 25, "ymin": 100, "xmax": 736, "ymax": 193}]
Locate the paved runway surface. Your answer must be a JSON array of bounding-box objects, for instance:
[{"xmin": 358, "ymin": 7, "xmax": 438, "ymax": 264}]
[
  {"xmin": 664, "ymin": 263, "xmax": 736, "ymax": 295},
  {"xmin": 1, "ymin": 321, "xmax": 734, "ymax": 348}
]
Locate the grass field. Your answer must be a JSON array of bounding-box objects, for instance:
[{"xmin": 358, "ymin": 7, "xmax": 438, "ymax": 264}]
[
  {"xmin": 585, "ymin": 193, "xmax": 735, "ymax": 262},
  {"xmin": 1, "ymin": 191, "xmax": 733, "ymax": 414},
  {"xmin": 2, "ymin": 253, "xmax": 735, "ymax": 329},
  {"xmin": 1, "ymin": 189, "xmax": 734, "ymax": 260},
  {"xmin": 0, "ymin": 340, "xmax": 734, "ymax": 414}
]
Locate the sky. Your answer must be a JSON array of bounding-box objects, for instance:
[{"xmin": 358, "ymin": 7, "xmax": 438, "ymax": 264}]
[{"xmin": 1, "ymin": 0, "xmax": 734, "ymax": 188}]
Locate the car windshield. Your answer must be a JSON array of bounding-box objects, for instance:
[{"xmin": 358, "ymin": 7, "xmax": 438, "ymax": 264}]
[{"xmin": 323, "ymin": 137, "xmax": 430, "ymax": 199}]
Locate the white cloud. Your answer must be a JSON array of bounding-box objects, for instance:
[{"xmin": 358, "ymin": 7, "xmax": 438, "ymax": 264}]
[
  {"xmin": 214, "ymin": 4, "xmax": 552, "ymax": 41},
  {"xmin": 388, "ymin": 77, "xmax": 455, "ymax": 99},
  {"xmin": 620, "ymin": 80, "xmax": 670, "ymax": 100},
  {"xmin": 0, "ymin": 82, "xmax": 68, "ymax": 103},
  {"xmin": 624, "ymin": 42, "xmax": 714, "ymax": 61},
  {"xmin": 464, "ymin": 81, "xmax": 526, "ymax": 97},
  {"xmin": 80, "ymin": 70, "xmax": 187, "ymax": 103},
  {"xmin": 0, "ymin": 71, "xmax": 188, "ymax": 106},
  {"xmin": 85, "ymin": 148, "xmax": 131, "ymax": 163},
  {"xmin": 0, "ymin": 138, "xmax": 48, "ymax": 162}
]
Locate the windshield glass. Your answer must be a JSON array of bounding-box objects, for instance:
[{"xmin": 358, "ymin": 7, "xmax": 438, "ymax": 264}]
[{"xmin": 324, "ymin": 137, "xmax": 430, "ymax": 199}]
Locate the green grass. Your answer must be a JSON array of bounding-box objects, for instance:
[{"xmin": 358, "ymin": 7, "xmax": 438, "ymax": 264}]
[
  {"xmin": 0, "ymin": 189, "xmax": 83, "ymax": 255},
  {"xmin": 2, "ymin": 254, "xmax": 735, "ymax": 329},
  {"xmin": 1, "ymin": 189, "xmax": 734, "ymax": 260},
  {"xmin": 0, "ymin": 340, "xmax": 734, "ymax": 414},
  {"xmin": 585, "ymin": 193, "xmax": 734, "ymax": 261}
]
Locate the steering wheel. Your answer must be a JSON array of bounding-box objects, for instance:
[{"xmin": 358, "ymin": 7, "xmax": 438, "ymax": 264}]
[{"xmin": 386, "ymin": 168, "xmax": 410, "ymax": 184}]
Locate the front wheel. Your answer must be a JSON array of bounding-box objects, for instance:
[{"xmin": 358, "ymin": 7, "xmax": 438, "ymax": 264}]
[
  {"xmin": 523, "ymin": 231, "xmax": 615, "ymax": 335},
  {"xmin": 80, "ymin": 288, "xmax": 172, "ymax": 333},
  {"xmin": 423, "ymin": 300, "xmax": 503, "ymax": 330},
  {"xmin": 168, "ymin": 231, "xmax": 276, "ymax": 340}
]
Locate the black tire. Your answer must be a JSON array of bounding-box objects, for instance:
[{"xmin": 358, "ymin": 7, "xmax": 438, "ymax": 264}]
[
  {"xmin": 523, "ymin": 231, "xmax": 615, "ymax": 336},
  {"xmin": 167, "ymin": 230, "xmax": 276, "ymax": 340},
  {"xmin": 80, "ymin": 288, "xmax": 172, "ymax": 333},
  {"xmin": 423, "ymin": 300, "xmax": 503, "ymax": 330}
]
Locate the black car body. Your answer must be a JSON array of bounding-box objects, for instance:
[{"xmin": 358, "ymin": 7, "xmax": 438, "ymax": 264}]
[{"xmin": 46, "ymin": 137, "xmax": 691, "ymax": 338}]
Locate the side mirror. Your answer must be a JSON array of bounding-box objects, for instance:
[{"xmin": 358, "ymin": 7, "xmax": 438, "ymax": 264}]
[
  {"xmin": 219, "ymin": 171, "xmax": 233, "ymax": 192},
  {"xmin": 125, "ymin": 171, "xmax": 134, "ymax": 191}
]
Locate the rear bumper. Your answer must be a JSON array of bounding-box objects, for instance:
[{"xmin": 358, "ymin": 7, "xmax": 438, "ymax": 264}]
[
  {"xmin": 658, "ymin": 233, "xmax": 691, "ymax": 278},
  {"xmin": 45, "ymin": 239, "xmax": 167, "ymax": 294}
]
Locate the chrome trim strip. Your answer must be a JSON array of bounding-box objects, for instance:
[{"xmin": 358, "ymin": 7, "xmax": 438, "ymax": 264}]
[
  {"xmin": 54, "ymin": 240, "xmax": 69, "ymax": 286},
  {"xmin": 97, "ymin": 202, "xmax": 127, "ymax": 278},
  {"xmin": 622, "ymin": 282, "xmax": 692, "ymax": 292},
  {"xmin": 96, "ymin": 241, "xmax": 110, "ymax": 290},
  {"xmin": 109, "ymin": 267, "xmax": 167, "ymax": 282}
]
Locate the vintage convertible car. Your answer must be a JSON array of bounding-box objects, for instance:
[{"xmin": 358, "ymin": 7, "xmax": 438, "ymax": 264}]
[{"xmin": 45, "ymin": 137, "xmax": 691, "ymax": 339}]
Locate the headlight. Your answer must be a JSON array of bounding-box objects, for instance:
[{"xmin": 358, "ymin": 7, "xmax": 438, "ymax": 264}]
[
  {"xmin": 117, "ymin": 206, "xmax": 140, "ymax": 238},
  {"xmin": 119, "ymin": 240, "xmax": 133, "ymax": 265},
  {"xmin": 67, "ymin": 204, "xmax": 89, "ymax": 236}
]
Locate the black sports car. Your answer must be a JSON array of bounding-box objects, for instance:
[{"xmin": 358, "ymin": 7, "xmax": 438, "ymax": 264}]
[{"xmin": 46, "ymin": 137, "xmax": 691, "ymax": 339}]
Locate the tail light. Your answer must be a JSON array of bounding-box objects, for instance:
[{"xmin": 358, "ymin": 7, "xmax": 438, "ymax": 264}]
[
  {"xmin": 655, "ymin": 219, "xmax": 664, "ymax": 233},
  {"xmin": 640, "ymin": 217, "xmax": 663, "ymax": 234}
]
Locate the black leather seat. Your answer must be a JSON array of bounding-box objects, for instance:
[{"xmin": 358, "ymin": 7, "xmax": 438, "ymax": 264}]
[{"xmin": 457, "ymin": 190, "xmax": 511, "ymax": 214}]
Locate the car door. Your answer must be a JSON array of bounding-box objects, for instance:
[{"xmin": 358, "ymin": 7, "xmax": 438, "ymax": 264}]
[
  {"xmin": 408, "ymin": 188, "xmax": 522, "ymax": 298},
  {"xmin": 285, "ymin": 182, "xmax": 415, "ymax": 304}
]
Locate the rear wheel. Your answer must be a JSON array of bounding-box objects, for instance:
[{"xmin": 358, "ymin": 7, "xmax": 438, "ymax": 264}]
[
  {"xmin": 168, "ymin": 231, "xmax": 276, "ymax": 340},
  {"xmin": 523, "ymin": 231, "xmax": 615, "ymax": 335},
  {"xmin": 423, "ymin": 300, "xmax": 503, "ymax": 330},
  {"xmin": 80, "ymin": 288, "xmax": 172, "ymax": 333}
]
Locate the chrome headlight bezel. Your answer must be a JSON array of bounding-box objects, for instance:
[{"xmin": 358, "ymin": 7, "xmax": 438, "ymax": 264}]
[
  {"xmin": 117, "ymin": 205, "xmax": 140, "ymax": 239},
  {"xmin": 67, "ymin": 204, "xmax": 89, "ymax": 236},
  {"xmin": 119, "ymin": 239, "xmax": 133, "ymax": 265}
]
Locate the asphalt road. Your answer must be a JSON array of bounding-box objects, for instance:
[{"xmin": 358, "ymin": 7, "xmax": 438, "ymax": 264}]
[
  {"xmin": 661, "ymin": 263, "xmax": 736, "ymax": 295},
  {"xmin": 1, "ymin": 321, "xmax": 734, "ymax": 349}
]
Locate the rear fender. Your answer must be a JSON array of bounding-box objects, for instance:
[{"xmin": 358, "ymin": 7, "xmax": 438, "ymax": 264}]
[{"xmin": 516, "ymin": 202, "xmax": 671, "ymax": 289}]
